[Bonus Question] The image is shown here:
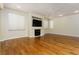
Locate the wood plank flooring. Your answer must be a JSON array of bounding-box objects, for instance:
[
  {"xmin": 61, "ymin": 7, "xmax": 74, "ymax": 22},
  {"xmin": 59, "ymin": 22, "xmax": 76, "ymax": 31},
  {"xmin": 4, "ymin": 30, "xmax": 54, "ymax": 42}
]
[{"xmin": 0, "ymin": 34, "xmax": 79, "ymax": 55}]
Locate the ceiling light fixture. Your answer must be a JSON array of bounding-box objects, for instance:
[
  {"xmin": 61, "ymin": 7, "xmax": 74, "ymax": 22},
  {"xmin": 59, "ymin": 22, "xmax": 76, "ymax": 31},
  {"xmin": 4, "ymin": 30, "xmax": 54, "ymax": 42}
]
[
  {"xmin": 17, "ymin": 5, "xmax": 21, "ymax": 9},
  {"xmin": 58, "ymin": 14, "xmax": 63, "ymax": 17},
  {"xmin": 74, "ymin": 10, "xmax": 79, "ymax": 13}
]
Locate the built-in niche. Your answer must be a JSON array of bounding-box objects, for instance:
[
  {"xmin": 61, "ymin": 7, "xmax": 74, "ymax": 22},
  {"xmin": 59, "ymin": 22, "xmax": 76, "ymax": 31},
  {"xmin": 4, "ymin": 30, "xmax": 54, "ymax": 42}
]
[
  {"xmin": 35, "ymin": 29, "xmax": 41, "ymax": 36},
  {"xmin": 32, "ymin": 16, "xmax": 42, "ymax": 27}
]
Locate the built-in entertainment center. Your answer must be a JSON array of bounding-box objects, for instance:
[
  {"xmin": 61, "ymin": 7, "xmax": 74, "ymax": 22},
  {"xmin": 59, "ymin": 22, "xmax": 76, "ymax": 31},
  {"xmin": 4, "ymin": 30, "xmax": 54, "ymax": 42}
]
[
  {"xmin": 32, "ymin": 16, "xmax": 42, "ymax": 37},
  {"xmin": 32, "ymin": 19, "xmax": 42, "ymax": 27}
]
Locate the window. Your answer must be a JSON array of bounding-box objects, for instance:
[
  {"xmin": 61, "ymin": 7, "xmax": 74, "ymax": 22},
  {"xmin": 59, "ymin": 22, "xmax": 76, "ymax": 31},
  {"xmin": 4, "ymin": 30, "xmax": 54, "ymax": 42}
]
[{"xmin": 8, "ymin": 13, "xmax": 25, "ymax": 30}]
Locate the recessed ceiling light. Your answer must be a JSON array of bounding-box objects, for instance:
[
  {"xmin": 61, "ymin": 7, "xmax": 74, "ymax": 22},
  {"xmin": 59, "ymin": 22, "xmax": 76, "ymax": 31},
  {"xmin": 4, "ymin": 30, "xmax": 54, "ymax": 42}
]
[
  {"xmin": 58, "ymin": 14, "xmax": 63, "ymax": 16},
  {"xmin": 17, "ymin": 5, "xmax": 21, "ymax": 9},
  {"xmin": 74, "ymin": 10, "xmax": 79, "ymax": 13}
]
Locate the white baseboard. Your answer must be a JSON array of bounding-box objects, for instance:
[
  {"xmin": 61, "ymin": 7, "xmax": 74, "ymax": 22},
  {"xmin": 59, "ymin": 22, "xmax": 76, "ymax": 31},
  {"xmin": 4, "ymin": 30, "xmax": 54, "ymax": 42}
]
[
  {"xmin": 0, "ymin": 38, "xmax": 7, "ymax": 41},
  {"xmin": 0, "ymin": 34, "xmax": 44, "ymax": 41},
  {"xmin": 50, "ymin": 33, "xmax": 79, "ymax": 37},
  {"xmin": 0, "ymin": 36, "xmax": 27, "ymax": 41}
]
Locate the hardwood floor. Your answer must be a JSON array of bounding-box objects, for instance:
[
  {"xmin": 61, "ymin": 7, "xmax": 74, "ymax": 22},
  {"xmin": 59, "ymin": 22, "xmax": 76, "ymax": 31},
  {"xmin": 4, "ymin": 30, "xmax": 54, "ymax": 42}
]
[{"xmin": 0, "ymin": 34, "xmax": 79, "ymax": 55}]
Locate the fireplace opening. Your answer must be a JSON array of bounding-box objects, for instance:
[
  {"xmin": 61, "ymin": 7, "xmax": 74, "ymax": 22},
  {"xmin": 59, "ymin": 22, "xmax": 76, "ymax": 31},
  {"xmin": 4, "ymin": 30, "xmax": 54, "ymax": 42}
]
[{"xmin": 35, "ymin": 29, "xmax": 41, "ymax": 36}]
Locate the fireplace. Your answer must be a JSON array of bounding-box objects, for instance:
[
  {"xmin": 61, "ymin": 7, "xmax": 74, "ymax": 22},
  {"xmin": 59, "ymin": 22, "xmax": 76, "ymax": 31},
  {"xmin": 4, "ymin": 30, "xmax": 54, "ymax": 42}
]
[{"xmin": 35, "ymin": 29, "xmax": 41, "ymax": 36}]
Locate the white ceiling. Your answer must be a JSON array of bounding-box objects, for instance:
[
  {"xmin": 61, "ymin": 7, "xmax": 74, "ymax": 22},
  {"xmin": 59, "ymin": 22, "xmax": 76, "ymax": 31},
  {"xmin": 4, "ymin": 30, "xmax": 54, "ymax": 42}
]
[{"xmin": 4, "ymin": 3, "xmax": 79, "ymax": 18}]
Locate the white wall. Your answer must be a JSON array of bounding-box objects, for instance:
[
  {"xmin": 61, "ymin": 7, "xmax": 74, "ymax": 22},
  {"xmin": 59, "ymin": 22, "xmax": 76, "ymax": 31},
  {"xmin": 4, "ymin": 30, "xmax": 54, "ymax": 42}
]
[
  {"xmin": 1, "ymin": 8, "xmax": 79, "ymax": 41},
  {"xmin": 42, "ymin": 17, "xmax": 49, "ymax": 34},
  {"xmin": 0, "ymin": 10, "xmax": 1, "ymax": 40},
  {"xmin": 0, "ymin": 9, "xmax": 46, "ymax": 41},
  {"xmin": 0, "ymin": 9, "xmax": 7, "ymax": 41},
  {"xmin": 0, "ymin": 9, "xmax": 29, "ymax": 40},
  {"xmin": 48, "ymin": 14, "xmax": 79, "ymax": 37}
]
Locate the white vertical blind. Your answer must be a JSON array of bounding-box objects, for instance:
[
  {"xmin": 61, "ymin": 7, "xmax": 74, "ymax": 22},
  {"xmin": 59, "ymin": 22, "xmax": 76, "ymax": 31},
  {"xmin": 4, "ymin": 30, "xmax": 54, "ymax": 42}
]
[{"xmin": 8, "ymin": 13, "xmax": 25, "ymax": 30}]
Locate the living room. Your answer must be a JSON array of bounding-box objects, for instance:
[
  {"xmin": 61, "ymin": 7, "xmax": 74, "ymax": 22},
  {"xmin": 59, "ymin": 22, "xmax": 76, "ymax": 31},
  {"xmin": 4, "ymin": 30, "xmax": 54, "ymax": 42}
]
[{"xmin": 0, "ymin": 3, "xmax": 79, "ymax": 55}]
